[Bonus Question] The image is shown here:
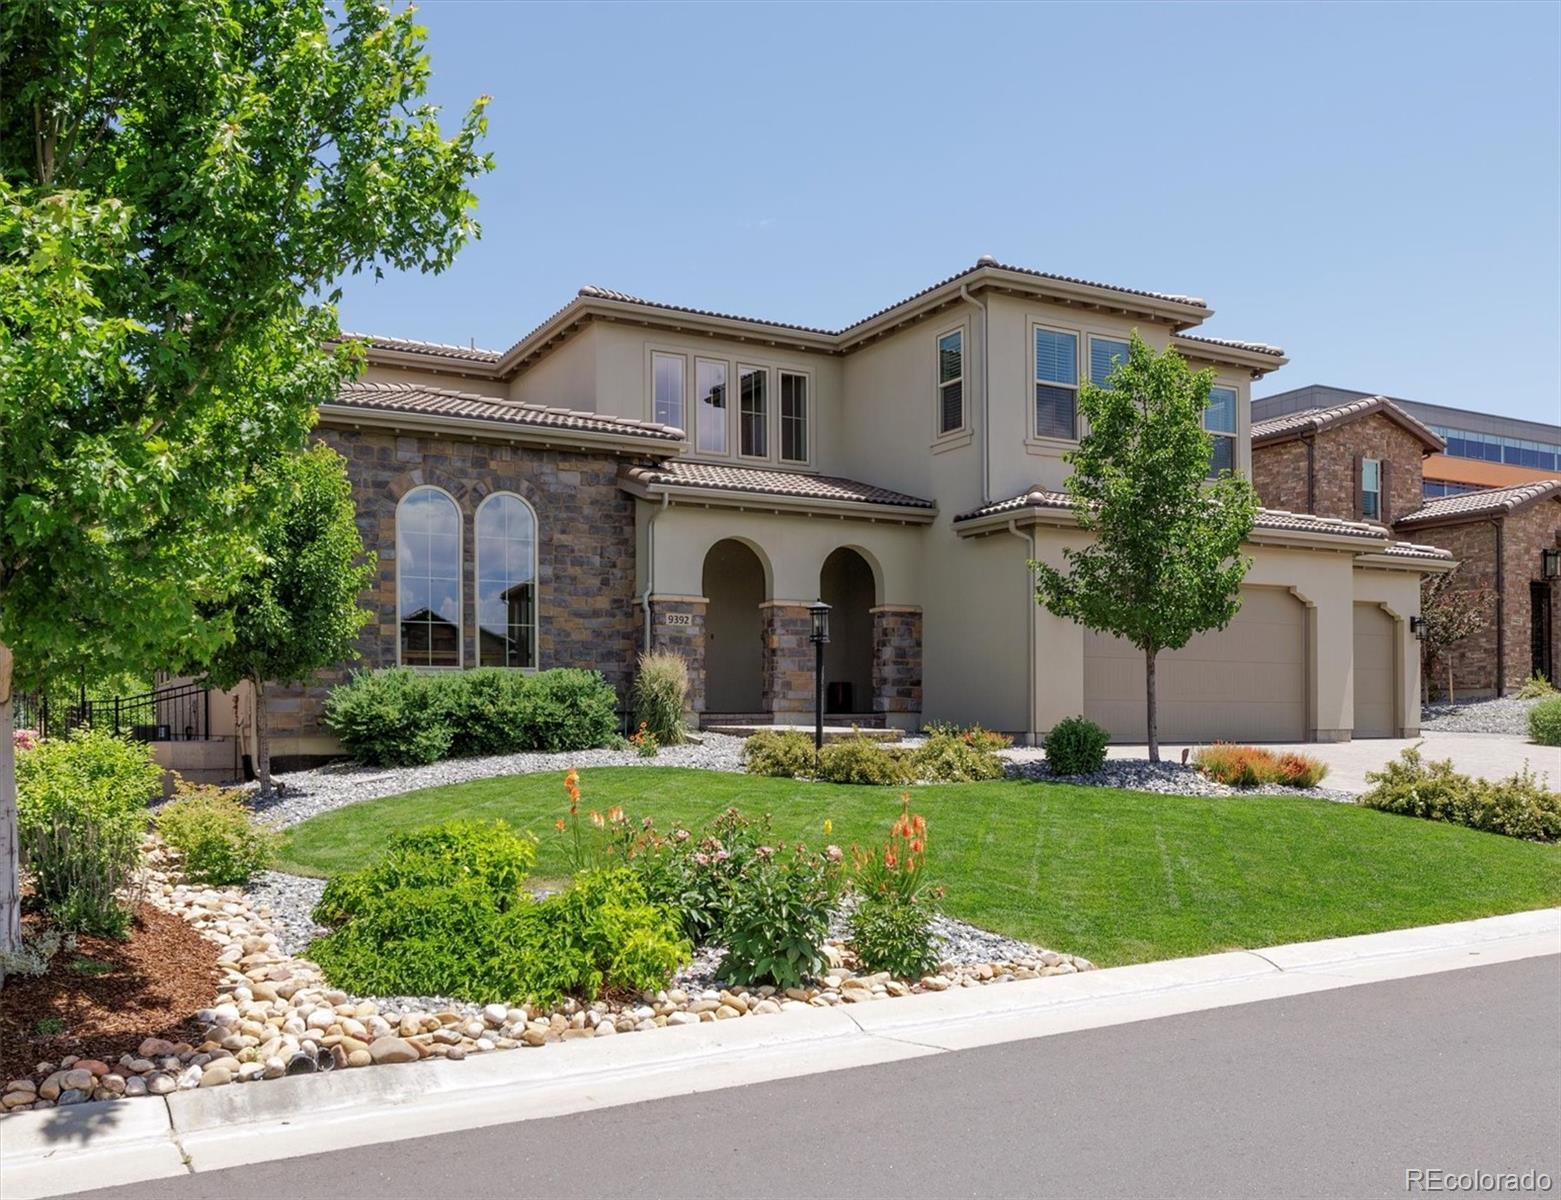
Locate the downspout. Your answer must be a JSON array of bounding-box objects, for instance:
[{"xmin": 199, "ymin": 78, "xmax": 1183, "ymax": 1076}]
[
  {"xmin": 960, "ymin": 283, "xmax": 992, "ymax": 504},
  {"xmin": 1491, "ymin": 518, "xmax": 1506, "ymax": 695},
  {"xmin": 1006, "ymin": 519, "xmax": 1038, "ymax": 745},
  {"xmin": 640, "ymin": 491, "xmax": 671, "ymax": 653}
]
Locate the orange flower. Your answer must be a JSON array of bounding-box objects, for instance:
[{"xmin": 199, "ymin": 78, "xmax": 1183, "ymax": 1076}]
[
  {"xmin": 910, "ymin": 839, "xmax": 924, "ymax": 854},
  {"xmin": 590, "ymin": 810, "xmax": 605, "ymax": 828},
  {"xmin": 554, "ymin": 819, "xmax": 565, "ymax": 832},
  {"xmin": 906, "ymin": 857, "xmax": 916, "ymax": 873},
  {"xmin": 913, "ymin": 814, "xmax": 926, "ymax": 833},
  {"xmin": 884, "ymin": 849, "xmax": 897, "ymax": 868}
]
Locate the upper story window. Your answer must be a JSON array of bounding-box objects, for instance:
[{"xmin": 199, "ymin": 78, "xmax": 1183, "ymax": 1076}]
[
  {"xmin": 937, "ymin": 329, "xmax": 964, "ymax": 435},
  {"xmin": 780, "ymin": 372, "xmax": 808, "ymax": 463},
  {"xmin": 1033, "ymin": 326, "xmax": 1079, "ymax": 440},
  {"xmin": 652, "ymin": 352, "xmax": 685, "ymax": 430},
  {"xmin": 739, "ymin": 365, "xmax": 768, "ymax": 458},
  {"xmin": 1205, "ymin": 385, "xmax": 1238, "ymax": 476},
  {"xmin": 476, "ymin": 493, "xmax": 538, "ymax": 669},
  {"xmin": 1089, "ymin": 337, "xmax": 1131, "ymax": 389},
  {"xmin": 1360, "ymin": 457, "xmax": 1382, "ymax": 521},
  {"xmin": 695, "ymin": 359, "xmax": 728, "ymax": 455},
  {"xmin": 397, "ymin": 486, "xmax": 462, "ymax": 668}
]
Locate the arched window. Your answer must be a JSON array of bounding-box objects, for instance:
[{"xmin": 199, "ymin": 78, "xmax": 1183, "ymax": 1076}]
[
  {"xmin": 476, "ymin": 493, "xmax": 537, "ymax": 668},
  {"xmin": 397, "ymin": 486, "xmax": 462, "ymax": 667}
]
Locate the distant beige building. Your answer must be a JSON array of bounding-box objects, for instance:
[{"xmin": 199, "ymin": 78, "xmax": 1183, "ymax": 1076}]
[{"xmin": 260, "ymin": 257, "xmax": 1453, "ymax": 767}]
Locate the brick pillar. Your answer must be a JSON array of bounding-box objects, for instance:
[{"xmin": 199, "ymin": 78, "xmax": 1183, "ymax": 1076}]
[
  {"xmin": 872, "ymin": 606, "xmax": 923, "ymax": 728},
  {"xmin": 762, "ymin": 602, "xmax": 814, "ymax": 723},
  {"xmin": 643, "ymin": 597, "xmax": 707, "ymax": 715}
]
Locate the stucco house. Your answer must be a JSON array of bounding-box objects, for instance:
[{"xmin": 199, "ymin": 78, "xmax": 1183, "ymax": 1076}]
[
  {"xmin": 256, "ymin": 258, "xmax": 1455, "ymax": 768},
  {"xmin": 1249, "ymin": 393, "xmax": 1561, "ymax": 697}
]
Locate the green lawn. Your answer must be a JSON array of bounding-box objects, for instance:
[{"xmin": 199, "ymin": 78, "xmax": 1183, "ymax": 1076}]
[{"xmin": 278, "ymin": 767, "xmax": 1561, "ymax": 967}]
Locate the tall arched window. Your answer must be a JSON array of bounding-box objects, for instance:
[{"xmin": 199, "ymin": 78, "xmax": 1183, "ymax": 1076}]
[
  {"xmin": 476, "ymin": 493, "xmax": 537, "ymax": 668},
  {"xmin": 397, "ymin": 486, "xmax": 462, "ymax": 667}
]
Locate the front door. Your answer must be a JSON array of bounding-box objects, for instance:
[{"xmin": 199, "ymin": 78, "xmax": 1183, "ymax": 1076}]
[{"xmin": 1533, "ymin": 581, "xmax": 1554, "ymax": 682}]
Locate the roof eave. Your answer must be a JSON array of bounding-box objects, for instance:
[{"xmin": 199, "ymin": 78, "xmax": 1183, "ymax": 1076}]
[
  {"xmin": 622, "ymin": 478, "xmax": 937, "ymax": 524},
  {"xmin": 1354, "ymin": 551, "xmax": 1457, "ymax": 574},
  {"xmin": 1171, "ymin": 337, "xmax": 1289, "ymax": 379},
  {"xmin": 316, "ymin": 402, "xmax": 685, "ymax": 455},
  {"xmin": 953, "ymin": 504, "xmax": 1077, "ymax": 536}
]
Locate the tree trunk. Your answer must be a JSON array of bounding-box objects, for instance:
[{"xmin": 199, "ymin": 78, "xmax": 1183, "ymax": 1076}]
[
  {"xmin": 252, "ymin": 677, "xmax": 273, "ymax": 799},
  {"xmin": 1145, "ymin": 647, "xmax": 1160, "ymax": 764},
  {"xmin": 1448, "ymin": 659, "xmax": 1455, "ymax": 706},
  {"xmin": 0, "ymin": 642, "xmax": 21, "ymax": 977}
]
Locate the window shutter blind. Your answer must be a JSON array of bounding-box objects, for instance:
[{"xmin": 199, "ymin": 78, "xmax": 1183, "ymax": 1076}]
[
  {"xmin": 940, "ymin": 381, "xmax": 963, "ymax": 434},
  {"xmin": 1380, "ymin": 460, "xmax": 1392, "ymax": 525},
  {"xmin": 1353, "ymin": 453, "xmax": 1363, "ymax": 519}
]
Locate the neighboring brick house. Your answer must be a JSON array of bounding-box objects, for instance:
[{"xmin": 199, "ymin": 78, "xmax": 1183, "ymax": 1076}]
[{"xmin": 1251, "ymin": 396, "xmax": 1561, "ymax": 697}]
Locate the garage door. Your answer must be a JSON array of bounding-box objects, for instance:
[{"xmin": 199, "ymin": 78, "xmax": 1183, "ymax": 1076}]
[
  {"xmin": 1352, "ymin": 603, "xmax": 1397, "ymax": 738},
  {"xmin": 1084, "ymin": 587, "xmax": 1307, "ymax": 743}
]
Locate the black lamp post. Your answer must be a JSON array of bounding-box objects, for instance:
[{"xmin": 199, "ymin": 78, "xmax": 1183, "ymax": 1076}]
[{"xmin": 809, "ymin": 600, "xmax": 831, "ymax": 751}]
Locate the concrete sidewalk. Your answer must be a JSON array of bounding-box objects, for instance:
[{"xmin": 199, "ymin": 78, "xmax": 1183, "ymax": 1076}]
[
  {"xmin": 4, "ymin": 907, "xmax": 1557, "ymax": 1200},
  {"xmin": 1103, "ymin": 731, "xmax": 1557, "ymax": 792}
]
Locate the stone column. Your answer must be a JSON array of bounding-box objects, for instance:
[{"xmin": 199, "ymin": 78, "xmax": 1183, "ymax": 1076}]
[
  {"xmin": 871, "ymin": 606, "xmax": 923, "ymax": 729},
  {"xmin": 643, "ymin": 596, "xmax": 707, "ymax": 716},
  {"xmin": 761, "ymin": 602, "xmax": 814, "ymax": 724}
]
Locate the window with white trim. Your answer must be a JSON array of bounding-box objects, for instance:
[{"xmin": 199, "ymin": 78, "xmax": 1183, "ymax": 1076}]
[
  {"xmin": 1089, "ymin": 337, "xmax": 1131, "ymax": 389},
  {"xmin": 476, "ymin": 493, "xmax": 537, "ymax": 669},
  {"xmin": 652, "ymin": 352, "xmax": 685, "ymax": 429},
  {"xmin": 1033, "ymin": 326, "xmax": 1079, "ymax": 440},
  {"xmin": 739, "ymin": 365, "xmax": 768, "ymax": 457},
  {"xmin": 1205, "ymin": 385, "xmax": 1238, "ymax": 476},
  {"xmin": 937, "ymin": 329, "xmax": 964, "ymax": 435},
  {"xmin": 397, "ymin": 486, "xmax": 462, "ymax": 667},
  {"xmin": 695, "ymin": 358, "xmax": 728, "ymax": 454},
  {"xmin": 780, "ymin": 372, "xmax": 808, "ymax": 463},
  {"xmin": 1361, "ymin": 457, "xmax": 1382, "ymax": 521}
]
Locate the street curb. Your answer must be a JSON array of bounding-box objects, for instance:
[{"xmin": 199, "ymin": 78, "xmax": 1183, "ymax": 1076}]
[{"xmin": 4, "ymin": 907, "xmax": 1558, "ymax": 1199}]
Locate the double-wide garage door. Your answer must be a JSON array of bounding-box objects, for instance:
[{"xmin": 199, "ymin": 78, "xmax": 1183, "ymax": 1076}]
[{"xmin": 1084, "ymin": 587, "xmax": 1307, "ymax": 743}]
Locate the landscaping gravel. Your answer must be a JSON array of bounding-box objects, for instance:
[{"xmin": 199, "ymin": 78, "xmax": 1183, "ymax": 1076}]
[
  {"xmin": 1001, "ymin": 751, "xmax": 1360, "ymax": 802},
  {"xmin": 1420, "ymin": 695, "xmax": 1544, "ymax": 736}
]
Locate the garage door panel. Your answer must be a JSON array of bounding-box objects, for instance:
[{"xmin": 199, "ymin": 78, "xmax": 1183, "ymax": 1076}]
[
  {"xmin": 1353, "ymin": 603, "xmax": 1396, "ymax": 738},
  {"xmin": 1083, "ymin": 587, "xmax": 1307, "ymax": 743}
]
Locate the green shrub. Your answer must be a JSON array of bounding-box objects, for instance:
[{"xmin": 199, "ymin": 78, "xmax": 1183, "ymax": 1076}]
[
  {"xmin": 614, "ymin": 808, "xmax": 777, "ymax": 944},
  {"xmin": 324, "ymin": 668, "xmax": 452, "ymax": 766},
  {"xmin": 517, "ymin": 668, "xmax": 620, "ymax": 752},
  {"xmin": 816, "ymin": 734, "xmax": 915, "ymax": 786},
  {"xmin": 441, "ymin": 668, "xmax": 532, "ymax": 756},
  {"xmin": 1517, "ymin": 673, "xmax": 1558, "ymax": 700},
  {"xmin": 923, "ymin": 722, "xmax": 1012, "ymax": 753},
  {"xmin": 309, "ymin": 821, "xmax": 687, "ymax": 1004},
  {"xmin": 632, "ymin": 652, "xmax": 688, "ymax": 747},
  {"xmin": 1529, "ymin": 695, "xmax": 1561, "ymax": 747},
  {"xmin": 912, "ymin": 728, "xmax": 1006, "ymax": 783},
  {"xmin": 848, "ymin": 894, "xmax": 940, "ymax": 978},
  {"xmin": 1194, "ymin": 744, "xmax": 1329, "ymax": 789},
  {"xmin": 1359, "ymin": 747, "xmax": 1561, "ymax": 841},
  {"xmin": 156, "ymin": 781, "xmax": 279, "ymax": 885},
  {"xmin": 1043, "ymin": 716, "xmax": 1110, "ymax": 776},
  {"xmin": 719, "ymin": 842, "xmax": 843, "ymax": 987},
  {"xmin": 741, "ymin": 729, "xmax": 818, "ymax": 778},
  {"xmin": 15, "ymin": 729, "xmax": 163, "ymax": 937}
]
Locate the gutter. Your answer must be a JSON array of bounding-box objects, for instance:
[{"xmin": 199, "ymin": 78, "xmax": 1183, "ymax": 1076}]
[
  {"xmin": 1006, "ymin": 519, "xmax": 1039, "ymax": 745},
  {"xmin": 960, "ymin": 283, "xmax": 991, "ymax": 505},
  {"xmin": 315, "ymin": 404, "xmax": 683, "ymax": 456},
  {"xmin": 640, "ymin": 493, "xmax": 671, "ymax": 653}
]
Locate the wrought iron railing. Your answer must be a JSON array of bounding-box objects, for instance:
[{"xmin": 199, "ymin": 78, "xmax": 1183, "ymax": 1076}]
[{"xmin": 13, "ymin": 682, "xmax": 211, "ymax": 742}]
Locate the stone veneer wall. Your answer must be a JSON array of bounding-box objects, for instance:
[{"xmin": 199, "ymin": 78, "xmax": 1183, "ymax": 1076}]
[
  {"xmin": 1252, "ymin": 413, "xmax": 1429, "ymax": 525},
  {"xmin": 1250, "ymin": 438, "xmax": 1311, "ymax": 515},
  {"xmin": 761, "ymin": 603, "xmax": 815, "ymax": 720},
  {"xmin": 1501, "ymin": 499, "xmax": 1561, "ymax": 691},
  {"xmin": 643, "ymin": 598, "xmax": 707, "ymax": 715},
  {"xmin": 264, "ymin": 426, "xmax": 644, "ymax": 752},
  {"xmin": 871, "ymin": 607, "xmax": 923, "ymax": 715}
]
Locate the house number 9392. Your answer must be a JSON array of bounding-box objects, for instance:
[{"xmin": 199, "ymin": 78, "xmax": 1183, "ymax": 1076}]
[{"xmin": 663, "ymin": 612, "xmax": 693, "ymax": 627}]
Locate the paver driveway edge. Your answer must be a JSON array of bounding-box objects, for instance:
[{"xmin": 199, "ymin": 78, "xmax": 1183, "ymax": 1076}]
[{"xmin": 4, "ymin": 907, "xmax": 1557, "ymax": 1200}]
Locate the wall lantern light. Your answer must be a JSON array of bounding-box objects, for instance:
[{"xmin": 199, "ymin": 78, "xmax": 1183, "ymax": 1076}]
[
  {"xmin": 1409, "ymin": 615, "xmax": 1426, "ymax": 639},
  {"xmin": 1541, "ymin": 548, "xmax": 1560, "ymax": 580}
]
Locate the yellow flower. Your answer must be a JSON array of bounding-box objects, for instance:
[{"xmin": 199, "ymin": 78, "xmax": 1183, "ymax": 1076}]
[{"xmin": 823, "ymin": 819, "xmax": 833, "ymax": 835}]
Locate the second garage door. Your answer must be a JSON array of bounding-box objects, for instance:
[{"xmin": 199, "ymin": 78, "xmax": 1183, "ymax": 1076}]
[
  {"xmin": 1352, "ymin": 603, "xmax": 1397, "ymax": 738},
  {"xmin": 1083, "ymin": 586, "xmax": 1308, "ymax": 743}
]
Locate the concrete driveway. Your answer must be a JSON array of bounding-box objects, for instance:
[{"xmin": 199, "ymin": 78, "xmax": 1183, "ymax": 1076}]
[{"xmin": 1105, "ymin": 732, "xmax": 1559, "ymax": 793}]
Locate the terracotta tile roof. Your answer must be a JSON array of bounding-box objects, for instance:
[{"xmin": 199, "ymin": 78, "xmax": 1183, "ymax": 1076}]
[
  {"xmin": 1173, "ymin": 333, "xmax": 1286, "ymax": 358},
  {"xmin": 1250, "ymin": 396, "xmax": 1445, "ymax": 451},
  {"xmin": 954, "ymin": 490, "xmax": 1387, "ymax": 541},
  {"xmin": 574, "ymin": 286, "xmax": 836, "ymax": 336},
  {"xmin": 340, "ymin": 333, "xmax": 502, "ymax": 363},
  {"xmin": 1378, "ymin": 540, "xmax": 1455, "ymax": 562},
  {"xmin": 621, "ymin": 461, "xmax": 934, "ymax": 509},
  {"xmin": 953, "ymin": 488, "xmax": 1073, "ymax": 523},
  {"xmin": 327, "ymin": 381, "xmax": 685, "ymax": 441},
  {"xmin": 1395, "ymin": 479, "xmax": 1561, "ymax": 527}
]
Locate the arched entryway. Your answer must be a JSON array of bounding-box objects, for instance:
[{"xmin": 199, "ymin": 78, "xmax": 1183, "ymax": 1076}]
[
  {"xmin": 820, "ymin": 547, "xmax": 876, "ymax": 717},
  {"xmin": 702, "ymin": 539, "xmax": 766, "ymax": 714}
]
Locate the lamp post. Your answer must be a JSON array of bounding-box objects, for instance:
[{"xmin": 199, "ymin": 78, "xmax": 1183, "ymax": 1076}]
[{"xmin": 809, "ymin": 600, "xmax": 831, "ymax": 752}]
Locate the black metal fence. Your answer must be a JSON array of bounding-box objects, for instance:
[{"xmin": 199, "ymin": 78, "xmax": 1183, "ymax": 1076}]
[{"xmin": 14, "ymin": 682, "xmax": 212, "ymax": 742}]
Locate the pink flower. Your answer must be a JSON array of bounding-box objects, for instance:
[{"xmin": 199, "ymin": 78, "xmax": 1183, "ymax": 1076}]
[
  {"xmin": 756, "ymin": 846, "xmax": 775, "ymax": 860},
  {"xmin": 713, "ymin": 849, "xmax": 731, "ymax": 862},
  {"xmin": 13, "ymin": 729, "xmax": 39, "ymax": 752},
  {"xmin": 674, "ymin": 829, "xmax": 690, "ymax": 842},
  {"xmin": 825, "ymin": 845, "xmax": 843, "ymax": 863},
  {"xmin": 693, "ymin": 852, "xmax": 711, "ymax": 866}
]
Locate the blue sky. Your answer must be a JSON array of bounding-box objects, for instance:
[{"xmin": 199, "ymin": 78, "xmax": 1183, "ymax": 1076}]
[{"xmin": 338, "ymin": 1, "xmax": 1560, "ymax": 425}]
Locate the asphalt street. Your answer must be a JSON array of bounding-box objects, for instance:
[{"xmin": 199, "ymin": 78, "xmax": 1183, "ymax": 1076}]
[{"xmin": 63, "ymin": 954, "xmax": 1561, "ymax": 1200}]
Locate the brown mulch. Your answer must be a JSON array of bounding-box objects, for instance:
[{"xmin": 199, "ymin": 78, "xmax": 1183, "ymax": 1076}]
[{"xmin": 0, "ymin": 904, "xmax": 220, "ymax": 1079}]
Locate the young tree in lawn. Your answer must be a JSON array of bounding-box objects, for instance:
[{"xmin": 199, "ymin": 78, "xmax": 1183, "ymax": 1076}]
[
  {"xmin": 0, "ymin": 0, "xmax": 491, "ymax": 964},
  {"xmin": 199, "ymin": 446, "xmax": 375, "ymax": 798},
  {"xmin": 1417, "ymin": 564, "xmax": 1493, "ymax": 704},
  {"xmin": 1033, "ymin": 333, "xmax": 1259, "ymax": 762}
]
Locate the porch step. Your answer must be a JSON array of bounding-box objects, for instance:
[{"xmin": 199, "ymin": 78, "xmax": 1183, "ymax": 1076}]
[{"xmin": 702, "ymin": 722, "xmax": 902, "ymax": 744}]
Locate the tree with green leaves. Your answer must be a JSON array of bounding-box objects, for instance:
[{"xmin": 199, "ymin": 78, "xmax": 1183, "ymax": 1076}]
[
  {"xmin": 1417, "ymin": 564, "xmax": 1492, "ymax": 704},
  {"xmin": 199, "ymin": 445, "xmax": 375, "ymax": 798},
  {"xmin": 1033, "ymin": 333, "xmax": 1259, "ymax": 762},
  {"xmin": 0, "ymin": 0, "xmax": 491, "ymax": 964}
]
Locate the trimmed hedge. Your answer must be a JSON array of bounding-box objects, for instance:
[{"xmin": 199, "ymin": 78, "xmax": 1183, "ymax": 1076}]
[
  {"xmin": 1043, "ymin": 716, "xmax": 1110, "ymax": 776},
  {"xmin": 324, "ymin": 667, "xmax": 620, "ymax": 766},
  {"xmin": 1529, "ymin": 695, "xmax": 1561, "ymax": 747}
]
